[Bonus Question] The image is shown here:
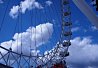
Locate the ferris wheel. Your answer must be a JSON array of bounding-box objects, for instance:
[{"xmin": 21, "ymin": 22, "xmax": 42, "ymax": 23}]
[{"xmin": 0, "ymin": 0, "xmax": 72, "ymax": 68}]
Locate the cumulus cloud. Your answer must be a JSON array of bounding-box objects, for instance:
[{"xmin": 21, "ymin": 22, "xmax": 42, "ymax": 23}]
[
  {"xmin": 38, "ymin": 37, "xmax": 98, "ymax": 67},
  {"xmin": 1, "ymin": 29, "xmax": 98, "ymax": 68},
  {"xmin": 46, "ymin": 1, "xmax": 53, "ymax": 6},
  {"xmin": 9, "ymin": 0, "xmax": 43, "ymax": 18},
  {"xmin": 67, "ymin": 37, "xmax": 98, "ymax": 68},
  {"xmin": 90, "ymin": 0, "xmax": 96, "ymax": 5},
  {"xmin": 9, "ymin": 6, "xmax": 20, "ymax": 18},
  {"xmin": 91, "ymin": 26, "xmax": 97, "ymax": 31},
  {"xmin": 0, "ymin": 23, "xmax": 53, "ymax": 58},
  {"xmin": 37, "ymin": 42, "xmax": 69, "ymax": 65},
  {"xmin": 72, "ymin": 27, "xmax": 80, "ymax": 32}
]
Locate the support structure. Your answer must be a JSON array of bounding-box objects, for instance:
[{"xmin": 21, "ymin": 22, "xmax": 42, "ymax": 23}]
[
  {"xmin": 51, "ymin": 0, "xmax": 72, "ymax": 68},
  {"xmin": 61, "ymin": 0, "xmax": 72, "ymax": 57},
  {"xmin": 73, "ymin": 0, "xmax": 98, "ymax": 28}
]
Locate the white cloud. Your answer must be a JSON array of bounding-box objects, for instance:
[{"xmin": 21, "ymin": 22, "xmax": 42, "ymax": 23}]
[
  {"xmin": 91, "ymin": 26, "xmax": 97, "ymax": 31},
  {"xmin": 46, "ymin": 1, "xmax": 53, "ymax": 6},
  {"xmin": 37, "ymin": 42, "xmax": 69, "ymax": 65},
  {"xmin": 90, "ymin": 0, "xmax": 96, "ymax": 5},
  {"xmin": 72, "ymin": 27, "xmax": 80, "ymax": 32},
  {"xmin": 9, "ymin": 6, "xmax": 20, "ymax": 18},
  {"xmin": 33, "ymin": 1, "xmax": 43, "ymax": 9},
  {"xmin": 38, "ymin": 36, "xmax": 98, "ymax": 67},
  {"xmin": 9, "ymin": 0, "xmax": 43, "ymax": 18},
  {"xmin": 0, "ymin": 0, "xmax": 3, "ymax": 4},
  {"xmin": 67, "ymin": 37, "xmax": 98, "ymax": 68},
  {"xmin": 0, "ymin": 23, "xmax": 53, "ymax": 58}
]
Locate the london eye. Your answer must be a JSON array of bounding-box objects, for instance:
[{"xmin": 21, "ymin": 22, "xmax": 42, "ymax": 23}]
[{"xmin": 0, "ymin": 0, "xmax": 98, "ymax": 68}]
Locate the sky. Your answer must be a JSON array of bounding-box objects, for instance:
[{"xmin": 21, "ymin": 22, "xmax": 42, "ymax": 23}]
[{"xmin": 0, "ymin": 0, "xmax": 98, "ymax": 68}]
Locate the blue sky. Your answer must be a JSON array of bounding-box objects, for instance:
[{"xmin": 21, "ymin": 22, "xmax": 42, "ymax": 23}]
[
  {"xmin": 69, "ymin": 0, "xmax": 98, "ymax": 45},
  {"xmin": 0, "ymin": 0, "xmax": 98, "ymax": 68}
]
